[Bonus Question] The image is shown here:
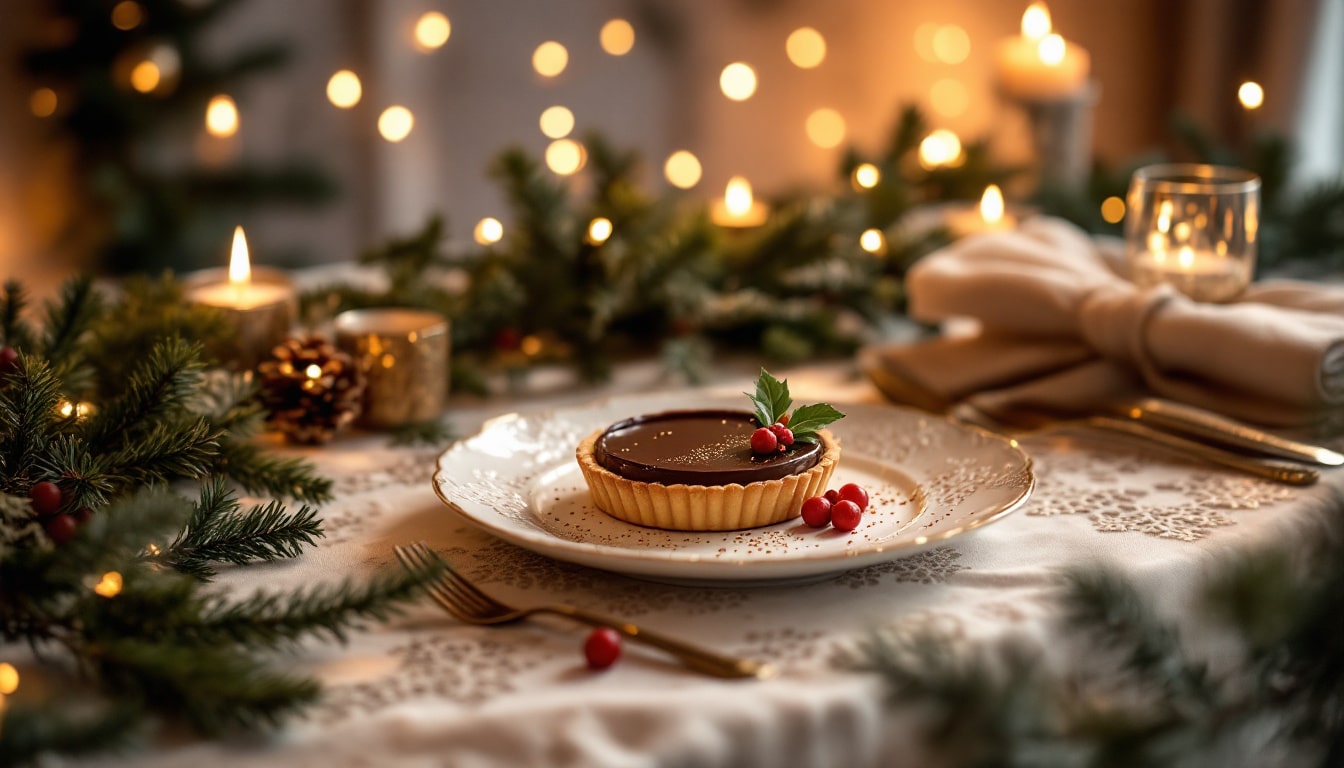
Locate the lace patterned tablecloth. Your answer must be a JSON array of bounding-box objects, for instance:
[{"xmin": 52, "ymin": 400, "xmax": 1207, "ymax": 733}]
[{"xmin": 92, "ymin": 361, "xmax": 1344, "ymax": 768}]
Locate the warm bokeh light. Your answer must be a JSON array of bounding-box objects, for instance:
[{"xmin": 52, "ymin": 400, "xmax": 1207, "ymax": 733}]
[
  {"xmin": 1101, "ymin": 195, "xmax": 1126, "ymax": 224},
  {"xmin": 930, "ymin": 78, "xmax": 969, "ymax": 117},
  {"xmin": 0, "ymin": 663, "xmax": 17, "ymax": 694},
  {"xmin": 913, "ymin": 22, "xmax": 939, "ymax": 63},
  {"xmin": 918, "ymin": 129, "xmax": 963, "ymax": 168},
  {"xmin": 205, "ymin": 94, "xmax": 238, "ymax": 138},
  {"xmin": 474, "ymin": 217, "xmax": 504, "ymax": 245},
  {"xmin": 664, "ymin": 150, "xmax": 702, "ymax": 189},
  {"xmin": 30, "ymin": 88, "xmax": 58, "ymax": 118},
  {"xmin": 1022, "ymin": 2, "xmax": 1052, "ymax": 40},
  {"xmin": 980, "ymin": 184, "xmax": 1006, "ymax": 224},
  {"xmin": 93, "ymin": 571, "xmax": 123, "ymax": 598},
  {"xmin": 1038, "ymin": 34, "xmax": 1066, "ymax": 66},
  {"xmin": 852, "ymin": 163, "xmax": 880, "ymax": 189},
  {"xmin": 545, "ymin": 138, "xmax": 585, "ymax": 175},
  {"xmin": 539, "ymin": 105, "xmax": 575, "ymax": 138},
  {"xmin": 533, "ymin": 41, "xmax": 569, "ymax": 77},
  {"xmin": 130, "ymin": 60, "xmax": 161, "ymax": 93},
  {"xmin": 413, "ymin": 11, "xmax": 451, "ymax": 51},
  {"xmin": 520, "ymin": 335, "xmax": 543, "ymax": 356},
  {"xmin": 719, "ymin": 62, "xmax": 757, "ymax": 101},
  {"xmin": 600, "ymin": 19, "xmax": 635, "ymax": 56},
  {"xmin": 932, "ymin": 25, "xmax": 970, "ymax": 64},
  {"xmin": 326, "ymin": 70, "xmax": 362, "ymax": 108},
  {"xmin": 786, "ymin": 27, "xmax": 826, "ymax": 69},
  {"xmin": 859, "ymin": 228, "xmax": 886, "ymax": 254},
  {"xmin": 111, "ymin": 0, "xmax": 144, "ymax": 31},
  {"xmin": 724, "ymin": 176, "xmax": 755, "ymax": 217},
  {"xmin": 587, "ymin": 217, "xmax": 613, "ymax": 244},
  {"xmin": 805, "ymin": 108, "xmax": 846, "ymax": 149},
  {"xmin": 229, "ymin": 226, "xmax": 251, "ymax": 284},
  {"xmin": 1238, "ymin": 80, "xmax": 1264, "ymax": 110},
  {"xmin": 378, "ymin": 106, "xmax": 414, "ymax": 142}
]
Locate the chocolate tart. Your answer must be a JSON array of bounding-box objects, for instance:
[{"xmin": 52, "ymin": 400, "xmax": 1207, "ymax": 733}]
[{"xmin": 576, "ymin": 409, "xmax": 840, "ymax": 531}]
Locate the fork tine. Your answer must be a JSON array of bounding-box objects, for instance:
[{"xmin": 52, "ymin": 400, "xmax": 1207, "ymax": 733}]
[
  {"xmin": 409, "ymin": 542, "xmax": 509, "ymax": 617},
  {"xmin": 395, "ymin": 544, "xmax": 474, "ymax": 621}
]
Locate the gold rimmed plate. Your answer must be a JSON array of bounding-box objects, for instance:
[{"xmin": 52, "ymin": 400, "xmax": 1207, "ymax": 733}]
[{"xmin": 433, "ymin": 393, "xmax": 1034, "ymax": 585}]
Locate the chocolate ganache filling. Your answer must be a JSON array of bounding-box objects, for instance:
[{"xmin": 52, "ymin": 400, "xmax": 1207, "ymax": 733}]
[{"xmin": 594, "ymin": 409, "xmax": 822, "ymax": 486}]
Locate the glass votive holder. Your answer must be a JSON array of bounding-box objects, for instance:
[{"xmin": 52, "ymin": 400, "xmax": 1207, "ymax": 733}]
[
  {"xmin": 1124, "ymin": 163, "xmax": 1260, "ymax": 303},
  {"xmin": 334, "ymin": 308, "xmax": 450, "ymax": 429}
]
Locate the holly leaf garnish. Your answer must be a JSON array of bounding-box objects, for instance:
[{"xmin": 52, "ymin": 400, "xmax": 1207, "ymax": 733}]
[
  {"xmin": 744, "ymin": 368, "xmax": 844, "ymax": 446},
  {"xmin": 785, "ymin": 403, "xmax": 846, "ymax": 444},
  {"xmin": 745, "ymin": 368, "xmax": 792, "ymax": 428}
]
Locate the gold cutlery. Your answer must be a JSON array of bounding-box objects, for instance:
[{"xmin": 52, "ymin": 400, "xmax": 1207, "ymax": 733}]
[
  {"xmin": 950, "ymin": 403, "xmax": 1319, "ymax": 487},
  {"xmin": 394, "ymin": 542, "xmax": 776, "ymax": 680},
  {"xmin": 1116, "ymin": 398, "xmax": 1344, "ymax": 467}
]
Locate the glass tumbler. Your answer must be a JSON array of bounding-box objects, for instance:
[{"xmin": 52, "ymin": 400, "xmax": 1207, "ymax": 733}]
[{"xmin": 1124, "ymin": 163, "xmax": 1260, "ymax": 303}]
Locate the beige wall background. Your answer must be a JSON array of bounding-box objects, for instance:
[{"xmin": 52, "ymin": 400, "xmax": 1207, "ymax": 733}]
[{"xmin": 0, "ymin": 0, "xmax": 1333, "ymax": 293}]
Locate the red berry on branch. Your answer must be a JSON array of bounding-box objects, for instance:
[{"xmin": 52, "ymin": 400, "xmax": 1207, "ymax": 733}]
[
  {"xmin": 778, "ymin": 413, "xmax": 790, "ymax": 427},
  {"xmin": 750, "ymin": 427, "xmax": 778, "ymax": 455},
  {"xmin": 831, "ymin": 500, "xmax": 863, "ymax": 532},
  {"xmin": 44, "ymin": 513, "xmax": 77, "ymax": 545},
  {"xmin": 30, "ymin": 481, "xmax": 63, "ymax": 517},
  {"xmin": 0, "ymin": 347, "xmax": 18, "ymax": 376},
  {"xmin": 73, "ymin": 507, "xmax": 94, "ymax": 524},
  {"xmin": 770, "ymin": 424, "xmax": 794, "ymax": 447},
  {"xmin": 837, "ymin": 483, "xmax": 869, "ymax": 512},
  {"xmin": 801, "ymin": 495, "xmax": 832, "ymax": 528},
  {"xmin": 584, "ymin": 627, "xmax": 622, "ymax": 670},
  {"xmin": 492, "ymin": 328, "xmax": 521, "ymax": 351}
]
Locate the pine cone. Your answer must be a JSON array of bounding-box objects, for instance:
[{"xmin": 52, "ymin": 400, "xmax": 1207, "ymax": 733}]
[{"xmin": 257, "ymin": 335, "xmax": 365, "ymax": 444}]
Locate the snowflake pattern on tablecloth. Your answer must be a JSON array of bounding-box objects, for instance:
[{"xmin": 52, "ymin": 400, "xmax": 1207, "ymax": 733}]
[
  {"xmin": 739, "ymin": 627, "xmax": 833, "ymax": 672},
  {"xmin": 331, "ymin": 447, "xmax": 442, "ymax": 496},
  {"xmin": 439, "ymin": 538, "xmax": 751, "ymax": 617},
  {"xmin": 312, "ymin": 632, "xmax": 549, "ymax": 722},
  {"xmin": 1021, "ymin": 435, "xmax": 1298, "ymax": 541},
  {"xmin": 834, "ymin": 546, "xmax": 966, "ymax": 589}
]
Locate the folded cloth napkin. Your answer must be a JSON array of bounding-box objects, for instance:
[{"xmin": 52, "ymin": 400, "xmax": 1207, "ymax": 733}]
[{"xmin": 876, "ymin": 216, "xmax": 1344, "ymax": 429}]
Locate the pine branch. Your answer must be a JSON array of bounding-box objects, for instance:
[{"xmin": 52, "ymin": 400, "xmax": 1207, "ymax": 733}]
[
  {"xmin": 212, "ymin": 439, "xmax": 333, "ymax": 504},
  {"xmin": 389, "ymin": 418, "xmax": 457, "ymax": 447},
  {"xmin": 38, "ymin": 275, "xmax": 102, "ymax": 371},
  {"xmin": 95, "ymin": 639, "xmax": 320, "ymax": 734},
  {"xmin": 164, "ymin": 479, "xmax": 323, "ymax": 579},
  {"xmin": 103, "ymin": 418, "xmax": 220, "ymax": 491},
  {"xmin": 0, "ymin": 279, "xmax": 37, "ymax": 351},
  {"xmin": 85, "ymin": 336, "xmax": 205, "ymax": 450},
  {"xmin": 0, "ymin": 354, "xmax": 65, "ymax": 489},
  {"xmin": 189, "ymin": 562, "xmax": 442, "ymax": 648},
  {"xmin": 0, "ymin": 701, "xmax": 146, "ymax": 766}
]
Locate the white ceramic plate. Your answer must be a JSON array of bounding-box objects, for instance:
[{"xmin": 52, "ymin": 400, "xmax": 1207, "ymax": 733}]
[{"xmin": 433, "ymin": 393, "xmax": 1034, "ymax": 584}]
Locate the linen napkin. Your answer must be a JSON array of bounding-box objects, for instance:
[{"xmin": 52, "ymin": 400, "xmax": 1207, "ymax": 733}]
[{"xmin": 873, "ymin": 216, "xmax": 1344, "ymax": 429}]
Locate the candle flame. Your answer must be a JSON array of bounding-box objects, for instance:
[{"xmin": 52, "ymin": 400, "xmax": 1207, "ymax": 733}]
[
  {"xmin": 980, "ymin": 184, "xmax": 1005, "ymax": 224},
  {"xmin": 228, "ymin": 226, "xmax": 251, "ymax": 285},
  {"xmin": 1037, "ymin": 33, "xmax": 1065, "ymax": 65},
  {"xmin": 1021, "ymin": 2, "xmax": 1051, "ymax": 41},
  {"xmin": 725, "ymin": 176, "xmax": 754, "ymax": 217},
  {"xmin": 1178, "ymin": 246, "xmax": 1194, "ymax": 269}
]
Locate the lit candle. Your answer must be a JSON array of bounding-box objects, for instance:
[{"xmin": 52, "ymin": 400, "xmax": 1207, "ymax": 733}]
[
  {"xmin": 185, "ymin": 226, "xmax": 297, "ymax": 369},
  {"xmin": 710, "ymin": 176, "xmax": 770, "ymax": 228},
  {"xmin": 994, "ymin": 2, "xmax": 1090, "ymax": 101},
  {"xmin": 944, "ymin": 185, "xmax": 1020, "ymax": 238}
]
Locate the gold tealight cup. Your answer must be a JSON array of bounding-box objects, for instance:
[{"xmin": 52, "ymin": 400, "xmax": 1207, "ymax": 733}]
[{"xmin": 334, "ymin": 308, "xmax": 450, "ymax": 428}]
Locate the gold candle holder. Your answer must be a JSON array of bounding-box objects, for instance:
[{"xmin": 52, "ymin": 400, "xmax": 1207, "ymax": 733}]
[
  {"xmin": 334, "ymin": 308, "xmax": 450, "ymax": 428},
  {"xmin": 184, "ymin": 266, "xmax": 297, "ymax": 370}
]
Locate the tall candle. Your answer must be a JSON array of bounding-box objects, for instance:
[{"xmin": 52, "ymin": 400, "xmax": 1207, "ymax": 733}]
[
  {"xmin": 995, "ymin": 2, "xmax": 1090, "ymax": 101},
  {"xmin": 185, "ymin": 226, "xmax": 297, "ymax": 369}
]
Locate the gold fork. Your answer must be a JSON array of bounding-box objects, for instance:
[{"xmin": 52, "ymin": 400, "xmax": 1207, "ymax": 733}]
[{"xmin": 394, "ymin": 542, "xmax": 776, "ymax": 680}]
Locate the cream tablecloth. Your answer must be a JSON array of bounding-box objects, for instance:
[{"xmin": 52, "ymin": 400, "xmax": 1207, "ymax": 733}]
[{"xmin": 77, "ymin": 359, "xmax": 1343, "ymax": 768}]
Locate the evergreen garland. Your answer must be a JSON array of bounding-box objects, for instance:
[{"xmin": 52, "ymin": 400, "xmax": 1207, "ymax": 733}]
[
  {"xmin": 0, "ymin": 279, "xmax": 438, "ymax": 762},
  {"xmin": 846, "ymin": 512, "xmax": 1344, "ymax": 767}
]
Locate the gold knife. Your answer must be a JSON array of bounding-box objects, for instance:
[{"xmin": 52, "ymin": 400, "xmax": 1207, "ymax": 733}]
[{"xmin": 1119, "ymin": 398, "xmax": 1344, "ymax": 467}]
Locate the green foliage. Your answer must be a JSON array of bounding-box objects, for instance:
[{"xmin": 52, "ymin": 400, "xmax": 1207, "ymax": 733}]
[
  {"xmin": 743, "ymin": 369, "xmax": 844, "ymax": 442},
  {"xmin": 0, "ymin": 278, "xmax": 437, "ymax": 760},
  {"xmin": 847, "ymin": 513, "xmax": 1344, "ymax": 766}
]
